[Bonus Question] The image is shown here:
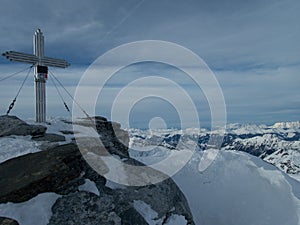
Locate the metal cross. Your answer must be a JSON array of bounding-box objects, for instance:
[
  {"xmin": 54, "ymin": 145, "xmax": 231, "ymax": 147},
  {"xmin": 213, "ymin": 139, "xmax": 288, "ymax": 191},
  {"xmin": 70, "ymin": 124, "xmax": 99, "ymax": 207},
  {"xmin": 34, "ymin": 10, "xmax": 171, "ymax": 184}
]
[{"xmin": 2, "ymin": 29, "xmax": 70, "ymax": 122}]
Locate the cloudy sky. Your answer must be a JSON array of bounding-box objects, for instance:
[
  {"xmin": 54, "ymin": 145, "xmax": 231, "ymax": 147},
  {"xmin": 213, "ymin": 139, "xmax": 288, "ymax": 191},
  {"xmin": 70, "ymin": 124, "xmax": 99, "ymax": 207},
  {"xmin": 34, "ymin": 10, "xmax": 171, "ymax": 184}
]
[{"xmin": 0, "ymin": 0, "xmax": 299, "ymax": 128}]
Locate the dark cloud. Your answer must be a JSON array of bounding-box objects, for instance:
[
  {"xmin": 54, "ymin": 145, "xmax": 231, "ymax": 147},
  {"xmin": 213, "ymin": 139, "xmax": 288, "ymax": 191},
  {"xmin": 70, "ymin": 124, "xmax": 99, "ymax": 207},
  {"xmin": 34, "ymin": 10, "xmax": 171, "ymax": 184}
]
[
  {"xmin": 0, "ymin": 0, "xmax": 299, "ymax": 126},
  {"xmin": 1, "ymin": 0, "xmax": 299, "ymax": 67}
]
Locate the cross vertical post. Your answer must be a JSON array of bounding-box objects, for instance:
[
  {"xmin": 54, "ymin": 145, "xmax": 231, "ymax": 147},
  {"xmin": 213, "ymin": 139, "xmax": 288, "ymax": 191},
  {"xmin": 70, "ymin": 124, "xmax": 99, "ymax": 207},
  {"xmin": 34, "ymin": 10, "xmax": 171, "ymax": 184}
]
[{"xmin": 34, "ymin": 29, "xmax": 46, "ymax": 123}]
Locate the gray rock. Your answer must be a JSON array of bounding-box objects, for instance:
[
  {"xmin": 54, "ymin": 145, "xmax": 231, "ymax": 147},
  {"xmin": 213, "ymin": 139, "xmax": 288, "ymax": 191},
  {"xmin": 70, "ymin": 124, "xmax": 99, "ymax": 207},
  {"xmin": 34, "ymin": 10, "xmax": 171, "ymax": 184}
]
[
  {"xmin": 0, "ymin": 217, "xmax": 19, "ymax": 225},
  {"xmin": 66, "ymin": 117, "xmax": 129, "ymax": 158},
  {"xmin": 111, "ymin": 174, "xmax": 194, "ymax": 224},
  {"xmin": 0, "ymin": 143, "xmax": 88, "ymax": 203},
  {"xmin": 49, "ymin": 191, "xmax": 150, "ymax": 225},
  {"xmin": 60, "ymin": 130, "xmax": 77, "ymax": 135},
  {"xmin": 0, "ymin": 115, "xmax": 46, "ymax": 137},
  {"xmin": 32, "ymin": 133, "xmax": 66, "ymax": 142},
  {"xmin": 49, "ymin": 191, "xmax": 122, "ymax": 225}
]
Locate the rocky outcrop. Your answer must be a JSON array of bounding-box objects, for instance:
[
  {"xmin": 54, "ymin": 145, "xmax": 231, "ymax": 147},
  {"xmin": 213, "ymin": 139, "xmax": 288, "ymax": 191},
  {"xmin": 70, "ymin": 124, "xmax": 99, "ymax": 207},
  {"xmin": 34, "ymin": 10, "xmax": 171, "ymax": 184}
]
[
  {"xmin": 0, "ymin": 115, "xmax": 46, "ymax": 137},
  {"xmin": 0, "ymin": 142, "xmax": 194, "ymax": 224},
  {"xmin": 0, "ymin": 116, "xmax": 195, "ymax": 224},
  {"xmin": 0, "ymin": 143, "xmax": 84, "ymax": 203},
  {"xmin": 67, "ymin": 116, "xmax": 130, "ymax": 158}
]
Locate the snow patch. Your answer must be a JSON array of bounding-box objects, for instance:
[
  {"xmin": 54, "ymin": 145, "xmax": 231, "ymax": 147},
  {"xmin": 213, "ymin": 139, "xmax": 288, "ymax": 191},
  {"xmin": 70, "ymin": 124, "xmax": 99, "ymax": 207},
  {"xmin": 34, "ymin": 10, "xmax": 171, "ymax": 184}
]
[
  {"xmin": 165, "ymin": 214, "xmax": 187, "ymax": 225},
  {"xmin": 0, "ymin": 136, "xmax": 41, "ymax": 163},
  {"xmin": 78, "ymin": 179, "xmax": 100, "ymax": 196},
  {"xmin": 0, "ymin": 192, "xmax": 60, "ymax": 225},
  {"xmin": 133, "ymin": 200, "xmax": 163, "ymax": 225},
  {"xmin": 287, "ymin": 132, "xmax": 296, "ymax": 138}
]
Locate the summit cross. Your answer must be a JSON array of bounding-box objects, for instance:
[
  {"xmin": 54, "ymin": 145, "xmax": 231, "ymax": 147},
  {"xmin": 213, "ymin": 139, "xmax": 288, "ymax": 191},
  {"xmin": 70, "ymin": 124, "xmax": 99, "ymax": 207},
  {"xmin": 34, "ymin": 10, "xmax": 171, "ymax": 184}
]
[{"xmin": 2, "ymin": 29, "xmax": 70, "ymax": 122}]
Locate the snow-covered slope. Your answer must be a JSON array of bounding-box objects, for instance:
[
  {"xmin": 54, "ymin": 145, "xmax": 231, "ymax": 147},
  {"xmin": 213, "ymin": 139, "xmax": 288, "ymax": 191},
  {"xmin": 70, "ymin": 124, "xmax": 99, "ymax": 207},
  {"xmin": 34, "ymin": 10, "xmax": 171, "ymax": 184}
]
[
  {"xmin": 129, "ymin": 141, "xmax": 300, "ymax": 225},
  {"xmin": 172, "ymin": 150, "xmax": 300, "ymax": 225}
]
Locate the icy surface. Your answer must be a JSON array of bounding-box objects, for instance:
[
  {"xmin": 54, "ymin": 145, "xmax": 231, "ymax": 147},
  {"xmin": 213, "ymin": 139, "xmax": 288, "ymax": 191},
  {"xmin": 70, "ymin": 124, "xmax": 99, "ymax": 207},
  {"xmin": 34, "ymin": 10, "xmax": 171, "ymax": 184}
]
[
  {"xmin": 0, "ymin": 192, "xmax": 60, "ymax": 225},
  {"xmin": 78, "ymin": 179, "xmax": 100, "ymax": 196}
]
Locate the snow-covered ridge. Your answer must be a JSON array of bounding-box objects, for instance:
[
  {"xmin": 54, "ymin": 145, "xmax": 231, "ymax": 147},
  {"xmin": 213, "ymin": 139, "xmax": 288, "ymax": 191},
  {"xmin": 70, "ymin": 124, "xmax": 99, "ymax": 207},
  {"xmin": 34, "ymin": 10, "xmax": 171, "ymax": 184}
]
[
  {"xmin": 272, "ymin": 121, "xmax": 300, "ymax": 129},
  {"xmin": 128, "ymin": 121, "xmax": 300, "ymax": 181},
  {"xmin": 129, "ymin": 120, "xmax": 300, "ymax": 137}
]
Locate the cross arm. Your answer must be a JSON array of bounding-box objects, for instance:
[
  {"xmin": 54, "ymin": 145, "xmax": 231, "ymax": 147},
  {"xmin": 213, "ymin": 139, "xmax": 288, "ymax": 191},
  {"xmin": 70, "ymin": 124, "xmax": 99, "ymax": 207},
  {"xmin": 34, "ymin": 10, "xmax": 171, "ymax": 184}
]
[
  {"xmin": 2, "ymin": 51, "xmax": 38, "ymax": 65},
  {"xmin": 42, "ymin": 56, "xmax": 70, "ymax": 68},
  {"xmin": 2, "ymin": 51, "xmax": 70, "ymax": 68}
]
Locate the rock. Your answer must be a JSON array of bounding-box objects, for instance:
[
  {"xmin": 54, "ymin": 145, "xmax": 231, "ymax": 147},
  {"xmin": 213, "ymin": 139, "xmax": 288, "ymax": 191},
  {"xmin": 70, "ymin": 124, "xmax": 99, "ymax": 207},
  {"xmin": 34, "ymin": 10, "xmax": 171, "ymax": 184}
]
[
  {"xmin": 60, "ymin": 130, "xmax": 77, "ymax": 135},
  {"xmin": 31, "ymin": 133, "xmax": 66, "ymax": 142},
  {"xmin": 118, "ymin": 207, "xmax": 149, "ymax": 225},
  {"xmin": 66, "ymin": 117, "xmax": 130, "ymax": 158},
  {"xmin": 0, "ymin": 217, "xmax": 19, "ymax": 225},
  {"xmin": 0, "ymin": 143, "xmax": 89, "ymax": 203},
  {"xmin": 48, "ymin": 191, "xmax": 122, "ymax": 225},
  {"xmin": 0, "ymin": 141, "xmax": 195, "ymax": 224},
  {"xmin": 108, "ymin": 158, "xmax": 194, "ymax": 224},
  {"xmin": 113, "ymin": 181, "xmax": 194, "ymax": 224},
  {"xmin": 50, "ymin": 191, "xmax": 149, "ymax": 225},
  {"xmin": 0, "ymin": 115, "xmax": 46, "ymax": 137},
  {"xmin": 0, "ymin": 115, "xmax": 195, "ymax": 224}
]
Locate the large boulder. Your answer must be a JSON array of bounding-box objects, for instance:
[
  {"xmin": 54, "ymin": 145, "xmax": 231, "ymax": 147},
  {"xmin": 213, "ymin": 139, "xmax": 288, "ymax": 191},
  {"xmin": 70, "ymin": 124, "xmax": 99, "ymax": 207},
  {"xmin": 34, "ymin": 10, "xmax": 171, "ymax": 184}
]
[
  {"xmin": 0, "ymin": 143, "xmax": 106, "ymax": 203},
  {"xmin": 0, "ymin": 115, "xmax": 46, "ymax": 137}
]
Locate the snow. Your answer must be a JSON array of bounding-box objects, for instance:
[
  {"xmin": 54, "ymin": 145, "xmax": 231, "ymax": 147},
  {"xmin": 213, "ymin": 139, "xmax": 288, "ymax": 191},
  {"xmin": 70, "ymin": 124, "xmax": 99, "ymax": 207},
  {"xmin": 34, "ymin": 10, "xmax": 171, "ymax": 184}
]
[
  {"xmin": 288, "ymin": 132, "xmax": 296, "ymax": 138},
  {"xmin": 227, "ymin": 124, "xmax": 266, "ymax": 135},
  {"xmin": 165, "ymin": 214, "xmax": 187, "ymax": 225},
  {"xmin": 175, "ymin": 151, "xmax": 300, "ymax": 225},
  {"xmin": 0, "ymin": 136, "xmax": 41, "ymax": 163},
  {"xmin": 133, "ymin": 200, "xmax": 188, "ymax": 225},
  {"xmin": 272, "ymin": 121, "xmax": 300, "ymax": 129},
  {"xmin": 129, "ymin": 145, "xmax": 172, "ymax": 164},
  {"xmin": 78, "ymin": 179, "xmax": 100, "ymax": 196},
  {"xmin": 133, "ymin": 200, "xmax": 163, "ymax": 225},
  {"xmin": 0, "ymin": 192, "xmax": 61, "ymax": 225},
  {"xmin": 264, "ymin": 148, "xmax": 300, "ymax": 182},
  {"xmin": 130, "ymin": 144, "xmax": 300, "ymax": 225},
  {"xmin": 0, "ymin": 117, "xmax": 102, "ymax": 164}
]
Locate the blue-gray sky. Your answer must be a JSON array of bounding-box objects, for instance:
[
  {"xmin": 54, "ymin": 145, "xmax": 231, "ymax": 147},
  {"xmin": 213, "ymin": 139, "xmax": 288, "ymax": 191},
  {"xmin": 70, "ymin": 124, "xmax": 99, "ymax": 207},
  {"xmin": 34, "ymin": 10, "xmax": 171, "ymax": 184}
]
[{"xmin": 0, "ymin": 0, "xmax": 299, "ymax": 128}]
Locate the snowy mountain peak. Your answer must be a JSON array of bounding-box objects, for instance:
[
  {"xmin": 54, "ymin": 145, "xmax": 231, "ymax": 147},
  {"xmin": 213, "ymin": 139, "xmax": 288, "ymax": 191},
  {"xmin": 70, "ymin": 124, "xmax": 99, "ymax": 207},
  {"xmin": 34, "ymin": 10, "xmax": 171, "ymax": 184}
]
[{"xmin": 272, "ymin": 121, "xmax": 300, "ymax": 129}]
